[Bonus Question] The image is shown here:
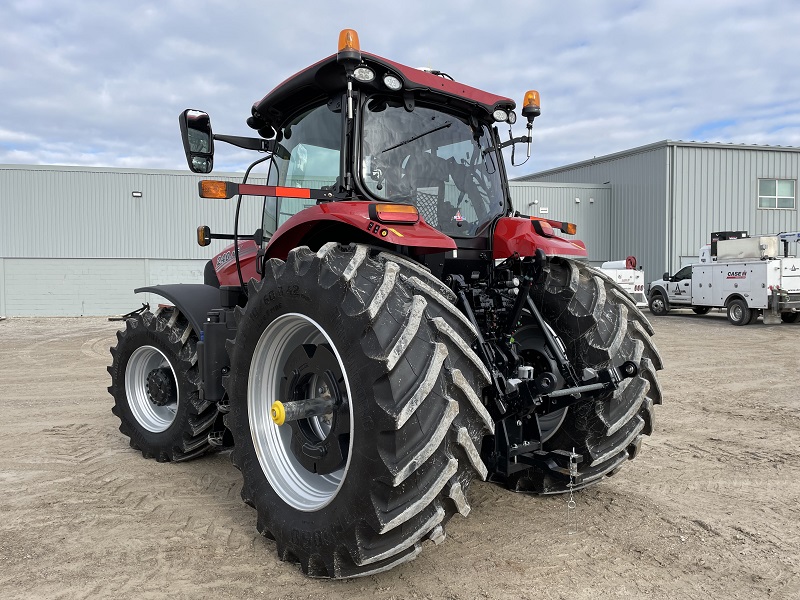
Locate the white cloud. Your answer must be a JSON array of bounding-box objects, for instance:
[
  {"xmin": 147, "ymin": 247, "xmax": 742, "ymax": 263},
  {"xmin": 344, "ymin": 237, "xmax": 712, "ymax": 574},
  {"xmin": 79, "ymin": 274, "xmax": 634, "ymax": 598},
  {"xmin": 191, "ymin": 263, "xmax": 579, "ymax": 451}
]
[{"xmin": 1, "ymin": 0, "xmax": 799, "ymax": 176}]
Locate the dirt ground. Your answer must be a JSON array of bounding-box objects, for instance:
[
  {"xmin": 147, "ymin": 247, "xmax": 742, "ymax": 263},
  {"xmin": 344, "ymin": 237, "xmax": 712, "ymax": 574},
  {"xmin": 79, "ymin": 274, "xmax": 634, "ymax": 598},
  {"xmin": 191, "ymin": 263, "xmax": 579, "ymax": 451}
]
[{"xmin": 0, "ymin": 311, "xmax": 798, "ymax": 600}]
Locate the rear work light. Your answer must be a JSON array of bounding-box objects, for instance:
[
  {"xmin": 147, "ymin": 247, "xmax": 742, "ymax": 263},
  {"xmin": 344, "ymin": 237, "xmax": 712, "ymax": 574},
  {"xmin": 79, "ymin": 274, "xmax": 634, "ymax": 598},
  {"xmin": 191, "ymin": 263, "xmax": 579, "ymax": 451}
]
[{"xmin": 369, "ymin": 203, "xmax": 419, "ymax": 224}]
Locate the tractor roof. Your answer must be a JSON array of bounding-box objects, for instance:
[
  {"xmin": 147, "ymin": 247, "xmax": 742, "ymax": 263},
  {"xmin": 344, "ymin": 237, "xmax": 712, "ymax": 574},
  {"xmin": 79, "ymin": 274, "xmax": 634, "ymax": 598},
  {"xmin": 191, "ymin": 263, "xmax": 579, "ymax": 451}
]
[{"xmin": 251, "ymin": 52, "xmax": 515, "ymax": 129}]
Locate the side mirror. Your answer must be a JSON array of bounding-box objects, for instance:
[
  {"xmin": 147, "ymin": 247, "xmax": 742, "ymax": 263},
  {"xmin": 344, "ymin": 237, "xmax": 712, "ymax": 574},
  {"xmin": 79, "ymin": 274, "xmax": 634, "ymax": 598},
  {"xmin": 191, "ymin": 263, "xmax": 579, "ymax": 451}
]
[
  {"xmin": 662, "ymin": 272, "xmax": 669, "ymax": 281},
  {"xmin": 179, "ymin": 109, "xmax": 214, "ymax": 173}
]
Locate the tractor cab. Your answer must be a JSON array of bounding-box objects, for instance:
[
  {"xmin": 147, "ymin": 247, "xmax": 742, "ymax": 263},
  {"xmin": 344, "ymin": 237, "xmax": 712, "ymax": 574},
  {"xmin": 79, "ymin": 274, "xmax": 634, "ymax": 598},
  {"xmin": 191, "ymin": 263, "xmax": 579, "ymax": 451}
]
[{"xmin": 179, "ymin": 29, "xmax": 584, "ymax": 281}]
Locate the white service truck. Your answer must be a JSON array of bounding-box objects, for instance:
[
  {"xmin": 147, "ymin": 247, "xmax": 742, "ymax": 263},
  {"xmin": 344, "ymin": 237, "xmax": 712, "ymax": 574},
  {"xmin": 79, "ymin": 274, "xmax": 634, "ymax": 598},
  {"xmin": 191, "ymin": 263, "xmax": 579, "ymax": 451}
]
[
  {"xmin": 599, "ymin": 257, "xmax": 647, "ymax": 307},
  {"xmin": 647, "ymin": 233, "xmax": 800, "ymax": 325}
]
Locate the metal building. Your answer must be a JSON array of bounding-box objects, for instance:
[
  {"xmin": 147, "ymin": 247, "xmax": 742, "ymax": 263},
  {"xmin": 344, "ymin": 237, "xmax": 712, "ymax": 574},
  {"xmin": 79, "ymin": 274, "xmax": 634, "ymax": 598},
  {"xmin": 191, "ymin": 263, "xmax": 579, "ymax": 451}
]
[
  {"xmin": 0, "ymin": 164, "xmax": 262, "ymax": 317},
  {"xmin": 514, "ymin": 140, "xmax": 800, "ymax": 281}
]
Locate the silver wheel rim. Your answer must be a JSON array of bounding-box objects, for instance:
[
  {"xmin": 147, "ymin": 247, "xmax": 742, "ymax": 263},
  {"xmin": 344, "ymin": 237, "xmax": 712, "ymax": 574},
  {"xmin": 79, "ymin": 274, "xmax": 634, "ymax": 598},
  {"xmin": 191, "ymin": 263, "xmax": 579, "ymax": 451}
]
[
  {"xmin": 731, "ymin": 304, "xmax": 743, "ymax": 321},
  {"xmin": 248, "ymin": 313, "xmax": 353, "ymax": 512},
  {"xmin": 125, "ymin": 345, "xmax": 179, "ymax": 433},
  {"xmin": 652, "ymin": 298, "xmax": 664, "ymax": 313}
]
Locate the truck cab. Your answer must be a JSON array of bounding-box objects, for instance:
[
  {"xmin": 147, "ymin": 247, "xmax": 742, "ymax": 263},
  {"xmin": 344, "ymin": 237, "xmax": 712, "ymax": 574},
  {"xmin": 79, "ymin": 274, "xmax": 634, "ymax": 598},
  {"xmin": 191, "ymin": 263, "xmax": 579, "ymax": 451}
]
[{"xmin": 647, "ymin": 265, "xmax": 692, "ymax": 313}]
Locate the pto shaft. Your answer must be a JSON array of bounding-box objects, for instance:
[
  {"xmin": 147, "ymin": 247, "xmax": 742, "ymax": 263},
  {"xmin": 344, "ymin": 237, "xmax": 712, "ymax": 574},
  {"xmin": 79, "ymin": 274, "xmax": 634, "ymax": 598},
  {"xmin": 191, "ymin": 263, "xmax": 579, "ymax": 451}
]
[{"xmin": 271, "ymin": 397, "xmax": 336, "ymax": 426}]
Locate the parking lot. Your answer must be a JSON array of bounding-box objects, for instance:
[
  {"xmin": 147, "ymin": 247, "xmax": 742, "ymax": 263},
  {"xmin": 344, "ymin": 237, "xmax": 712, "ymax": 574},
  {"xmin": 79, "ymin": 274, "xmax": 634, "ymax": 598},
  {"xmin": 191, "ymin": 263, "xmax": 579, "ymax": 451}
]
[{"xmin": 0, "ymin": 312, "xmax": 798, "ymax": 599}]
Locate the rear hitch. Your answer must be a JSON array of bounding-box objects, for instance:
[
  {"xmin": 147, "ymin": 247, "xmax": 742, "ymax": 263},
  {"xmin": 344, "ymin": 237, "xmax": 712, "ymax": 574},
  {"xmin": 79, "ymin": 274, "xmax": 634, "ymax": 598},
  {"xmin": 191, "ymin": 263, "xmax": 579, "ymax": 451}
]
[{"xmin": 511, "ymin": 360, "xmax": 638, "ymax": 418}]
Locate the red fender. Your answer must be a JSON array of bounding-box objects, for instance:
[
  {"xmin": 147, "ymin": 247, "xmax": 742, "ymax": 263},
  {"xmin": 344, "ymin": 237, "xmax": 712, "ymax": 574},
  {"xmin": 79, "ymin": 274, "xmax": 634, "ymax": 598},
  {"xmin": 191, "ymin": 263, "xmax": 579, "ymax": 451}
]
[
  {"xmin": 264, "ymin": 201, "xmax": 456, "ymax": 260},
  {"xmin": 493, "ymin": 217, "xmax": 587, "ymax": 260}
]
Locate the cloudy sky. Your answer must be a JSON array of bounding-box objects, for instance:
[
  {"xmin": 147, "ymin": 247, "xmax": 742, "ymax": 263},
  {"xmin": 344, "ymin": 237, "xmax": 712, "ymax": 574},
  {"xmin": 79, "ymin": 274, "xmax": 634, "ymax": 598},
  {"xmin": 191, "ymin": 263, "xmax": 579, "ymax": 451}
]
[{"xmin": 1, "ymin": 0, "xmax": 799, "ymax": 176}]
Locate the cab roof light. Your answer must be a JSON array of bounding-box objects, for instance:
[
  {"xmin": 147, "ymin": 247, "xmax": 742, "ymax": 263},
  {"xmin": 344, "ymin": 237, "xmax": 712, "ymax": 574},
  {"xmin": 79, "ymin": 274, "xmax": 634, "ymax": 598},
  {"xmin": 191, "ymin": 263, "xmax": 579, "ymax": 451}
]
[
  {"xmin": 338, "ymin": 29, "xmax": 361, "ymax": 63},
  {"xmin": 369, "ymin": 203, "xmax": 419, "ymax": 224},
  {"xmin": 522, "ymin": 89, "xmax": 541, "ymax": 120}
]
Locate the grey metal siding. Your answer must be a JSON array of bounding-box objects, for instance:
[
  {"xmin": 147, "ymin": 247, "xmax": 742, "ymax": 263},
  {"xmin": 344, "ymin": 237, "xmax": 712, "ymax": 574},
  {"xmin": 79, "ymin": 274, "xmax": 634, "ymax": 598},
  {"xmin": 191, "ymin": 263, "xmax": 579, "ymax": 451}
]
[
  {"xmin": 517, "ymin": 146, "xmax": 670, "ymax": 280},
  {"xmin": 2, "ymin": 257, "xmax": 209, "ymax": 316},
  {"xmin": 0, "ymin": 258, "xmax": 5, "ymax": 316},
  {"xmin": 672, "ymin": 145, "xmax": 800, "ymax": 267},
  {"xmin": 508, "ymin": 182, "xmax": 612, "ymax": 264},
  {"xmin": 0, "ymin": 165, "xmax": 263, "ymax": 259}
]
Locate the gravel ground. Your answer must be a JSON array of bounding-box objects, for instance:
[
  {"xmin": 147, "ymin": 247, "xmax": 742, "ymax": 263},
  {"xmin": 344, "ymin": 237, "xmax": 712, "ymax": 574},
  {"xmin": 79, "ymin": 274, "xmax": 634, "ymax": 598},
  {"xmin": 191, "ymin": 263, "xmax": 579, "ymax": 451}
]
[{"xmin": 0, "ymin": 312, "xmax": 798, "ymax": 599}]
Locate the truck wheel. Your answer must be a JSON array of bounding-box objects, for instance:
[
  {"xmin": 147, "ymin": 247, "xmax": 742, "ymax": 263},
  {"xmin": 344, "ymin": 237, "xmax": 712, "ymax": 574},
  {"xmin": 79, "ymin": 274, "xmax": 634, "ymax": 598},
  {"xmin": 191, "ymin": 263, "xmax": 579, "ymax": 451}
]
[
  {"xmin": 726, "ymin": 298, "xmax": 751, "ymax": 326},
  {"xmin": 781, "ymin": 312, "xmax": 800, "ymax": 323},
  {"xmin": 224, "ymin": 243, "xmax": 491, "ymax": 578},
  {"xmin": 108, "ymin": 309, "xmax": 218, "ymax": 461},
  {"xmin": 512, "ymin": 257, "xmax": 663, "ymax": 494},
  {"xmin": 648, "ymin": 292, "xmax": 669, "ymax": 316},
  {"xmin": 692, "ymin": 307, "xmax": 711, "ymax": 315}
]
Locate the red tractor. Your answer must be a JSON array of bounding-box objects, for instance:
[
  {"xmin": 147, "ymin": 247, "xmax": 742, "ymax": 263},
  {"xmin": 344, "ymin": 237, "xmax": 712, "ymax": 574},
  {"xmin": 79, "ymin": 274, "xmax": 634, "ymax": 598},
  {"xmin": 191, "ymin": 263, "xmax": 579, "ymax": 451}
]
[{"xmin": 108, "ymin": 30, "xmax": 662, "ymax": 578}]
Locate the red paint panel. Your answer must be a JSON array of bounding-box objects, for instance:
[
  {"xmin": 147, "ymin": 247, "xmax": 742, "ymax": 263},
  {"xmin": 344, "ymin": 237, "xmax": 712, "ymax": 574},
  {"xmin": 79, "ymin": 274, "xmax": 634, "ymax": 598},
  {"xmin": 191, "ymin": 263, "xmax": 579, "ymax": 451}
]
[
  {"xmin": 265, "ymin": 202, "xmax": 456, "ymax": 260},
  {"xmin": 493, "ymin": 217, "xmax": 588, "ymax": 260},
  {"xmin": 213, "ymin": 240, "xmax": 260, "ymax": 286}
]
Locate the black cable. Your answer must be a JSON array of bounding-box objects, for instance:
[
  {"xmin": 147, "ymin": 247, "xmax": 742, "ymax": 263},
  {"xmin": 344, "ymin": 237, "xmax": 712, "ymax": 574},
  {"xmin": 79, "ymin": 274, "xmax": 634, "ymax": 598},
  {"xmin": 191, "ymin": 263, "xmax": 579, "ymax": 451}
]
[{"xmin": 234, "ymin": 154, "xmax": 274, "ymax": 295}]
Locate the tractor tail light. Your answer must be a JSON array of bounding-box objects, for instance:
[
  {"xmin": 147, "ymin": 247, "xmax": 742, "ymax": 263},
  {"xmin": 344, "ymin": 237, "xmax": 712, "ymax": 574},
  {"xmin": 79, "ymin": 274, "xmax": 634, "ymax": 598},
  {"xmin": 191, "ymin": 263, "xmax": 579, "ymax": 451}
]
[
  {"xmin": 531, "ymin": 219, "xmax": 554, "ymax": 237},
  {"xmin": 370, "ymin": 203, "xmax": 419, "ymax": 224}
]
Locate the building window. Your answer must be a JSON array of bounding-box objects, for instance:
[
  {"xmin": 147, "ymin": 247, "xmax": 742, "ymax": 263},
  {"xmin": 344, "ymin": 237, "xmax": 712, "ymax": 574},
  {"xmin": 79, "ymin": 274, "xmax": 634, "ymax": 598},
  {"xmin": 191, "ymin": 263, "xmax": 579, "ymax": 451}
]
[{"xmin": 758, "ymin": 178, "xmax": 795, "ymax": 209}]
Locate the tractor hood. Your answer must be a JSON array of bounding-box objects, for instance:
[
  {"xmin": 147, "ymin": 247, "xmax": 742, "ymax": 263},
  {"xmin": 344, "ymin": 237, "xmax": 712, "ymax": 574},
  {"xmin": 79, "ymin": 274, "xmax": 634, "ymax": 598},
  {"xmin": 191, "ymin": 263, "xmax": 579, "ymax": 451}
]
[{"xmin": 249, "ymin": 52, "xmax": 515, "ymax": 132}]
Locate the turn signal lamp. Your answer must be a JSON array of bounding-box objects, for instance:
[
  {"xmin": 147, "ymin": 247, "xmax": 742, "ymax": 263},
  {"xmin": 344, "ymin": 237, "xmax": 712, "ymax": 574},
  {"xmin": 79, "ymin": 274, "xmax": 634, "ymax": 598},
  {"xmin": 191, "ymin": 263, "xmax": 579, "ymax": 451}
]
[
  {"xmin": 369, "ymin": 203, "xmax": 420, "ymax": 224},
  {"xmin": 199, "ymin": 180, "xmax": 232, "ymax": 199},
  {"xmin": 556, "ymin": 221, "xmax": 577, "ymax": 235},
  {"xmin": 522, "ymin": 90, "xmax": 541, "ymax": 120},
  {"xmin": 338, "ymin": 29, "xmax": 361, "ymax": 63},
  {"xmin": 197, "ymin": 225, "xmax": 211, "ymax": 247}
]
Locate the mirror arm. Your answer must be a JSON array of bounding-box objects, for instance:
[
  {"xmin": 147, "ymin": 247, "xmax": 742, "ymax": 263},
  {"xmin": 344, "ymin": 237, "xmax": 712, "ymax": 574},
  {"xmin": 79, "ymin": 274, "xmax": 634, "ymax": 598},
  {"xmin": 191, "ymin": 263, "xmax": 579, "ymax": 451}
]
[
  {"xmin": 498, "ymin": 134, "xmax": 532, "ymax": 150},
  {"xmin": 214, "ymin": 134, "xmax": 273, "ymax": 152}
]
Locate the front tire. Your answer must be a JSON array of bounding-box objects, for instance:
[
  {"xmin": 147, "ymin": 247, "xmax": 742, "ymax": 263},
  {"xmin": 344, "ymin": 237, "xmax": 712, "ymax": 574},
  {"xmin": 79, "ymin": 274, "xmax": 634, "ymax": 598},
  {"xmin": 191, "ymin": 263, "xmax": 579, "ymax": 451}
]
[
  {"xmin": 108, "ymin": 309, "xmax": 218, "ymax": 461},
  {"xmin": 648, "ymin": 292, "xmax": 669, "ymax": 316},
  {"xmin": 224, "ymin": 243, "xmax": 491, "ymax": 578},
  {"xmin": 512, "ymin": 257, "xmax": 663, "ymax": 494},
  {"xmin": 781, "ymin": 312, "xmax": 800, "ymax": 323}
]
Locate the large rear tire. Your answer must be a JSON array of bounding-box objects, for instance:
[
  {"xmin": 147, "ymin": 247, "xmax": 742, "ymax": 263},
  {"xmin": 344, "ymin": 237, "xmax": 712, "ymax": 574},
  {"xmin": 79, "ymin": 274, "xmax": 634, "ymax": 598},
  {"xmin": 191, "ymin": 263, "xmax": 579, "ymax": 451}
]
[
  {"xmin": 108, "ymin": 309, "xmax": 218, "ymax": 461},
  {"xmin": 512, "ymin": 257, "xmax": 663, "ymax": 494},
  {"xmin": 224, "ymin": 243, "xmax": 491, "ymax": 578}
]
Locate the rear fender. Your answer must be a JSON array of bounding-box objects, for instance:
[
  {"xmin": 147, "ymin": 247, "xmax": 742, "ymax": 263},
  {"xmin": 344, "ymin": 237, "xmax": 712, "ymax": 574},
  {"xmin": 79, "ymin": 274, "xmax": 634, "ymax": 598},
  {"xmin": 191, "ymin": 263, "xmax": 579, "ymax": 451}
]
[
  {"xmin": 492, "ymin": 217, "xmax": 587, "ymax": 260},
  {"xmin": 265, "ymin": 201, "xmax": 457, "ymax": 260},
  {"xmin": 134, "ymin": 284, "xmax": 221, "ymax": 336}
]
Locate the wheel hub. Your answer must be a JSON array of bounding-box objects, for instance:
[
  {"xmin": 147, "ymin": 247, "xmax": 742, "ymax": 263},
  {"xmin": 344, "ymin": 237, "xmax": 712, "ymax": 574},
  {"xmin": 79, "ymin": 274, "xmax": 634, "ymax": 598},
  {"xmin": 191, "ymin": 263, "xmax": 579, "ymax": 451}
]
[
  {"xmin": 282, "ymin": 343, "xmax": 349, "ymax": 475},
  {"xmin": 146, "ymin": 367, "xmax": 177, "ymax": 406}
]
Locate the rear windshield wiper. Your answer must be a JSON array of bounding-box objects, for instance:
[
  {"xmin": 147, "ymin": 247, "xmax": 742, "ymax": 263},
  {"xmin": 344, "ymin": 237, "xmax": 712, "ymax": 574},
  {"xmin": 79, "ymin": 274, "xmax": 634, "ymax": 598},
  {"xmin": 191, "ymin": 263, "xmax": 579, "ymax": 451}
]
[{"xmin": 379, "ymin": 122, "xmax": 452, "ymax": 154}]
